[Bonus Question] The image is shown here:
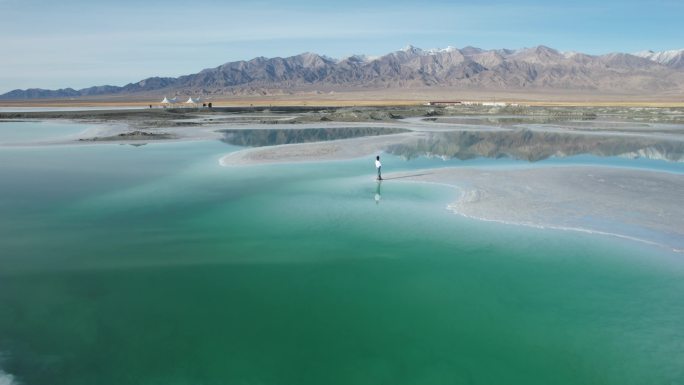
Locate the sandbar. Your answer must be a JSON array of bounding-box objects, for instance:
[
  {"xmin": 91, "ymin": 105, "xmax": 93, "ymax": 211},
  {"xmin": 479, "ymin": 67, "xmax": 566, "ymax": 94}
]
[{"xmin": 392, "ymin": 166, "xmax": 684, "ymax": 252}]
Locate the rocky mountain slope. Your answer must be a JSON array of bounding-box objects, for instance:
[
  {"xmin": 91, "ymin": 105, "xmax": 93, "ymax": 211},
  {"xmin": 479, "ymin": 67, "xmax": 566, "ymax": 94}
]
[
  {"xmin": 634, "ymin": 49, "xmax": 684, "ymax": 69},
  {"xmin": 3, "ymin": 45, "xmax": 684, "ymax": 99}
]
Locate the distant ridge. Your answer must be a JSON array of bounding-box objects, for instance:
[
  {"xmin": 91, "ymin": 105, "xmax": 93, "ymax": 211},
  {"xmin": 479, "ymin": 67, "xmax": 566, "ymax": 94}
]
[
  {"xmin": 633, "ymin": 49, "xmax": 684, "ymax": 69},
  {"xmin": 3, "ymin": 46, "xmax": 684, "ymax": 99}
]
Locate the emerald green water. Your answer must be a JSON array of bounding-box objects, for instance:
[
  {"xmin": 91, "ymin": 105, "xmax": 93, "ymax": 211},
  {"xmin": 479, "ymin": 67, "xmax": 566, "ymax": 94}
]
[{"xmin": 1, "ymin": 124, "xmax": 683, "ymax": 384}]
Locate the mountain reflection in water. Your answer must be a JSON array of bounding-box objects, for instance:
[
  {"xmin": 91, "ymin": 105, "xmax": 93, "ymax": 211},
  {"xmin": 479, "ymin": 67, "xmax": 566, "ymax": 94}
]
[
  {"xmin": 221, "ymin": 127, "xmax": 408, "ymax": 147},
  {"xmin": 386, "ymin": 130, "xmax": 684, "ymax": 162},
  {"xmin": 220, "ymin": 126, "xmax": 683, "ymax": 163}
]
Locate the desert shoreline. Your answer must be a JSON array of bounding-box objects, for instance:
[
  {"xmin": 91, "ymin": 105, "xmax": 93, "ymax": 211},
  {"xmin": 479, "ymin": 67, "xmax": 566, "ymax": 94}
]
[{"xmin": 3, "ymin": 86, "xmax": 684, "ymax": 109}]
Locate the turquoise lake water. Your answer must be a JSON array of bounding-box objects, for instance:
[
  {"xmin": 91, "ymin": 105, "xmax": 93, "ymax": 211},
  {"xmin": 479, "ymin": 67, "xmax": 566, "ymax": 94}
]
[
  {"xmin": 0, "ymin": 121, "xmax": 683, "ymax": 385},
  {"xmin": 0, "ymin": 121, "xmax": 90, "ymax": 144}
]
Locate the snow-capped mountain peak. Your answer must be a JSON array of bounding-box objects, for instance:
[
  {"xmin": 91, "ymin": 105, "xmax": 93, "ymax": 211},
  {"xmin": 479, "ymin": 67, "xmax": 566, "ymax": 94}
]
[
  {"xmin": 634, "ymin": 49, "xmax": 684, "ymax": 68},
  {"xmin": 400, "ymin": 45, "xmax": 425, "ymax": 55},
  {"xmin": 401, "ymin": 45, "xmax": 460, "ymax": 56}
]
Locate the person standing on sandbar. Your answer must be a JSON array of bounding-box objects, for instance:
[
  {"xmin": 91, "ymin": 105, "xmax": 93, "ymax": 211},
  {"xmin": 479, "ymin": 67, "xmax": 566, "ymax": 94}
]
[{"xmin": 375, "ymin": 155, "xmax": 382, "ymax": 180}]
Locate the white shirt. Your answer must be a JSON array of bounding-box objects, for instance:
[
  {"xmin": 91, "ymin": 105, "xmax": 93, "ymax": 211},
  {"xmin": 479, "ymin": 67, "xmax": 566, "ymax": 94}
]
[{"xmin": 375, "ymin": 160, "xmax": 382, "ymax": 169}]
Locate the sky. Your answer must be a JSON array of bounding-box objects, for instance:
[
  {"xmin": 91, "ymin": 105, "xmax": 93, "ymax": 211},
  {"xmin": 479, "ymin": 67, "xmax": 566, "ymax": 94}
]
[{"xmin": 1, "ymin": 0, "xmax": 683, "ymax": 93}]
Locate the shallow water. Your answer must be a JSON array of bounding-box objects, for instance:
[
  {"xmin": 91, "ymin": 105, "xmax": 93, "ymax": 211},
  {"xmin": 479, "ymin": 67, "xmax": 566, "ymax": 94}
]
[
  {"xmin": 385, "ymin": 129, "xmax": 684, "ymax": 162},
  {"xmin": 0, "ymin": 121, "xmax": 683, "ymax": 385},
  {"xmin": 220, "ymin": 126, "xmax": 409, "ymax": 147},
  {"xmin": 0, "ymin": 121, "xmax": 91, "ymax": 144}
]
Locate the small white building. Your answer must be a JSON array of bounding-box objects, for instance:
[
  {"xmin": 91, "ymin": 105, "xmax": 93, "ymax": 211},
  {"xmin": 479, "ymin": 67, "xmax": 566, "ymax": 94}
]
[{"xmin": 481, "ymin": 102, "xmax": 507, "ymax": 107}]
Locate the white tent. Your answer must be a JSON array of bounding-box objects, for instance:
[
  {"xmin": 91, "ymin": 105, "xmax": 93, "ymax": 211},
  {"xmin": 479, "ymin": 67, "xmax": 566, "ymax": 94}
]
[
  {"xmin": 161, "ymin": 96, "xmax": 179, "ymax": 108},
  {"xmin": 185, "ymin": 97, "xmax": 200, "ymax": 104}
]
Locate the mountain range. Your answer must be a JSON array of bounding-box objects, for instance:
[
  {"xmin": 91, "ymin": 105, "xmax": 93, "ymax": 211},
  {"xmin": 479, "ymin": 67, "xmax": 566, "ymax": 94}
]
[{"xmin": 3, "ymin": 45, "xmax": 684, "ymax": 99}]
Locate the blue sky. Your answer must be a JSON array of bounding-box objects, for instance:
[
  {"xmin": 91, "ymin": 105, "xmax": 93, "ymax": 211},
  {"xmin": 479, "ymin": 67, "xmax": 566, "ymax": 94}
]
[{"xmin": 0, "ymin": 0, "xmax": 682, "ymax": 93}]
